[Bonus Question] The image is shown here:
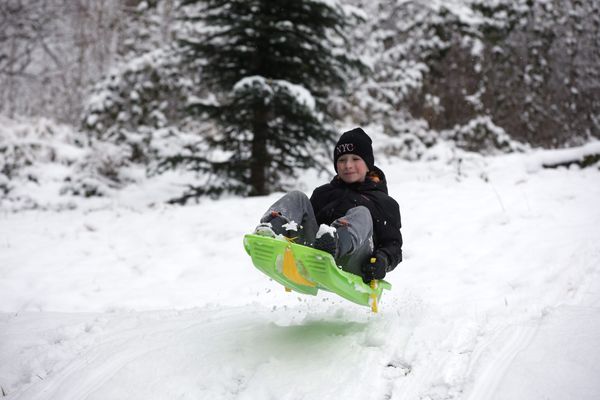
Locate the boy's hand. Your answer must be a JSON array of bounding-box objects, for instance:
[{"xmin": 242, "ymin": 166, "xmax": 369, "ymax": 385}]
[{"xmin": 361, "ymin": 251, "xmax": 388, "ymax": 284}]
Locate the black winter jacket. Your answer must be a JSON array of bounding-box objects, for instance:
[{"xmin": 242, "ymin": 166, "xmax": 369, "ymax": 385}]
[{"xmin": 309, "ymin": 166, "xmax": 403, "ymax": 271}]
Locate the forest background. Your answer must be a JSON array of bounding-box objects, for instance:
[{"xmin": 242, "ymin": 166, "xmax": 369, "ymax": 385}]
[{"xmin": 1, "ymin": 0, "xmax": 599, "ymax": 208}]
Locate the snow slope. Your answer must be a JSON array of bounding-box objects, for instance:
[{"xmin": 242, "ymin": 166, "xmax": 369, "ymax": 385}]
[{"xmin": 1, "ymin": 152, "xmax": 599, "ymax": 399}]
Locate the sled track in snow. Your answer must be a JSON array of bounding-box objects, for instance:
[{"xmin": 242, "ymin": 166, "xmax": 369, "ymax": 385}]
[
  {"xmin": 8, "ymin": 306, "xmax": 404, "ymax": 400},
  {"xmin": 466, "ymin": 325, "xmax": 538, "ymax": 400}
]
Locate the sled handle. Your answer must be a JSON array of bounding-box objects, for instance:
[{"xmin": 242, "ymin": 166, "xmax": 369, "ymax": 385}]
[
  {"xmin": 370, "ymin": 280, "xmax": 378, "ymax": 313},
  {"xmin": 369, "ymin": 257, "xmax": 378, "ymax": 313}
]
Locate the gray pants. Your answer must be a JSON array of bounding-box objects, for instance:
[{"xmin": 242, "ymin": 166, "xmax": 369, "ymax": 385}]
[{"xmin": 260, "ymin": 190, "xmax": 373, "ymax": 275}]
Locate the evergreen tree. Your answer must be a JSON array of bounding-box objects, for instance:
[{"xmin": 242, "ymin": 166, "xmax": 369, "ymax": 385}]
[{"xmin": 173, "ymin": 0, "xmax": 366, "ymax": 198}]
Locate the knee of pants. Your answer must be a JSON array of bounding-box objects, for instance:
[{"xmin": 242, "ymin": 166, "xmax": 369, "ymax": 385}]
[
  {"xmin": 346, "ymin": 206, "xmax": 372, "ymax": 224},
  {"xmin": 287, "ymin": 190, "xmax": 309, "ymax": 201},
  {"xmin": 333, "ymin": 206, "xmax": 373, "ymax": 231},
  {"xmin": 348, "ymin": 205, "xmax": 370, "ymax": 216}
]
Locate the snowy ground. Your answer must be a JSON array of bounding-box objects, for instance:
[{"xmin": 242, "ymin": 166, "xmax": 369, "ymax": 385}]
[{"xmin": 1, "ymin": 152, "xmax": 599, "ymax": 399}]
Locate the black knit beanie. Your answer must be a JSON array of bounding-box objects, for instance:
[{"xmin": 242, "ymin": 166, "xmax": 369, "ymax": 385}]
[{"xmin": 333, "ymin": 127, "xmax": 374, "ymax": 172}]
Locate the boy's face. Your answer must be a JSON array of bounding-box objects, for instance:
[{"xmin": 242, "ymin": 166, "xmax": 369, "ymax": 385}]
[{"xmin": 336, "ymin": 154, "xmax": 369, "ymax": 184}]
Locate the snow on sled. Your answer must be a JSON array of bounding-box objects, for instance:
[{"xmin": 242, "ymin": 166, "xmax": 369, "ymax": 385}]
[{"xmin": 243, "ymin": 234, "xmax": 391, "ymax": 312}]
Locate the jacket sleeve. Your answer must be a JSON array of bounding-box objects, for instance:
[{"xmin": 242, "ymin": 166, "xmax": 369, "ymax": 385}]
[{"xmin": 374, "ymin": 197, "xmax": 403, "ymax": 272}]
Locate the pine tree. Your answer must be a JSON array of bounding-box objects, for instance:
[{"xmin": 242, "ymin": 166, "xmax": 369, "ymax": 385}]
[{"xmin": 173, "ymin": 0, "xmax": 366, "ymax": 198}]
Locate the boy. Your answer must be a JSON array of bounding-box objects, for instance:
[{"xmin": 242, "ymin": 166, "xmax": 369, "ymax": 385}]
[{"xmin": 255, "ymin": 127, "xmax": 402, "ymax": 283}]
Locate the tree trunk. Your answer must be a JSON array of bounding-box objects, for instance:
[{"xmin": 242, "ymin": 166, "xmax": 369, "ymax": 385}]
[{"xmin": 250, "ymin": 105, "xmax": 269, "ymax": 196}]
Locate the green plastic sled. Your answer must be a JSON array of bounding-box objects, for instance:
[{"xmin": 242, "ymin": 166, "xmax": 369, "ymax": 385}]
[{"xmin": 243, "ymin": 234, "xmax": 391, "ymax": 310}]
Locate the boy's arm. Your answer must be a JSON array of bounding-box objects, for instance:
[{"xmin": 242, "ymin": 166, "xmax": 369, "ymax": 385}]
[{"xmin": 375, "ymin": 199, "xmax": 403, "ymax": 272}]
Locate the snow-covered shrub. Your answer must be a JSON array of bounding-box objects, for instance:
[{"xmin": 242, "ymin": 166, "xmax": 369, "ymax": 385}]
[
  {"xmin": 60, "ymin": 141, "xmax": 136, "ymax": 198},
  {"xmin": 444, "ymin": 116, "xmax": 526, "ymax": 155},
  {"xmin": 0, "ymin": 116, "xmax": 147, "ymax": 210},
  {"xmin": 370, "ymin": 119, "xmax": 437, "ymax": 161},
  {"xmin": 149, "ymin": 125, "xmax": 207, "ymax": 161},
  {"xmin": 0, "ymin": 115, "xmax": 208, "ymax": 210},
  {"xmin": 0, "ymin": 117, "xmax": 79, "ymax": 177},
  {"xmin": 0, "ymin": 116, "xmax": 86, "ymax": 210},
  {"xmin": 82, "ymin": 47, "xmax": 193, "ymax": 164}
]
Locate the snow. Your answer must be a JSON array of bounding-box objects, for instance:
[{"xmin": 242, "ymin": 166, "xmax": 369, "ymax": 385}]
[
  {"xmin": 490, "ymin": 304, "xmax": 600, "ymax": 400},
  {"xmin": 282, "ymin": 221, "xmax": 299, "ymax": 232},
  {"xmin": 1, "ymin": 151, "xmax": 600, "ymax": 399},
  {"xmin": 528, "ymin": 141, "xmax": 600, "ymax": 169},
  {"xmin": 233, "ymin": 76, "xmax": 316, "ymax": 111},
  {"xmin": 276, "ymin": 80, "xmax": 316, "ymax": 111},
  {"xmin": 316, "ymin": 223, "xmax": 337, "ymax": 239}
]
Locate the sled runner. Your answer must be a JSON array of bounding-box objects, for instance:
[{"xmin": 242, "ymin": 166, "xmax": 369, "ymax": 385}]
[{"xmin": 243, "ymin": 234, "xmax": 391, "ymax": 312}]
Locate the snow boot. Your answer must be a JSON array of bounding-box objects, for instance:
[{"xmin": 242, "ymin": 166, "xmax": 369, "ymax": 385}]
[
  {"xmin": 254, "ymin": 211, "xmax": 298, "ymax": 239},
  {"xmin": 314, "ymin": 224, "xmax": 352, "ymax": 259}
]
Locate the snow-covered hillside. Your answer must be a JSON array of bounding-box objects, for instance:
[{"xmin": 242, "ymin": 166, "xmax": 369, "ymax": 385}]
[{"xmin": 1, "ymin": 153, "xmax": 599, "ymax": 399}]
